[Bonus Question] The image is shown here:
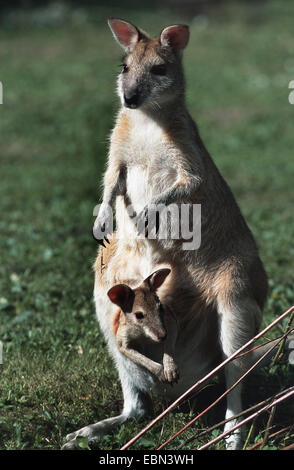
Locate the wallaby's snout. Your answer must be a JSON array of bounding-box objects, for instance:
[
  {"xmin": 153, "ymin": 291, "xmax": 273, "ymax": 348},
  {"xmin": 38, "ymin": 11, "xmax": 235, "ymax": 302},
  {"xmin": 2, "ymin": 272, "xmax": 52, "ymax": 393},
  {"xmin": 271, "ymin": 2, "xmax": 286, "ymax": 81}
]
[
  {"xmin": 123, "ymin": 86, "xmax": 140, "ymax": 109},
  {"xmin": 155, "ymin": 327, "xmax": 167, "ymax": 343}
]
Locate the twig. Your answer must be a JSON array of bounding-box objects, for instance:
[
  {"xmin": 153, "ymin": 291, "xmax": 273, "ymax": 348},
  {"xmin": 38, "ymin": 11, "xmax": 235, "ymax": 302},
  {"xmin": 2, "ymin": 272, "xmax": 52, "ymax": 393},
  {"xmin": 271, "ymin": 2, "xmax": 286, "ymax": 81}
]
[
  {"xmin": 261, "ymin": 405, "xmax": 276, "ymax": 449},
  {"xmin": 120, "ymin": 306, "xmax": 294, "ymax": 451},
  {"xmin": 248, "ymin": 425, "xmax": 293, "ymax": 450},
  {"xmin": 272, "ymin": 310, "xmax": 294, "ymax": 365},
  {"xmin": 282, "ymin": 442, "xmax": 294, "ymax": 450},
  {"xmin": 197, "ymin": 387, "xmax": 294, "ymax": 450},
  {"xmin": 157, "ymin": 326, "xmax": 294, "ymax": 450},
  {"xmin": 176, "ymin": 388, "xmax": 293, "ymax": 450}
]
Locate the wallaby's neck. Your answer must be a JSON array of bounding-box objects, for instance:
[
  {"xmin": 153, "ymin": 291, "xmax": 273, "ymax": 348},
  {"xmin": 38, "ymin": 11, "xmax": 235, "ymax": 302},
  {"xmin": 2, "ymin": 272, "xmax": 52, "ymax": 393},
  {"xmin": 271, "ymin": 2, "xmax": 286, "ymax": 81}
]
[{"xmin": 121, "ymin": 95, "xmax": 188, "ymax": 130}]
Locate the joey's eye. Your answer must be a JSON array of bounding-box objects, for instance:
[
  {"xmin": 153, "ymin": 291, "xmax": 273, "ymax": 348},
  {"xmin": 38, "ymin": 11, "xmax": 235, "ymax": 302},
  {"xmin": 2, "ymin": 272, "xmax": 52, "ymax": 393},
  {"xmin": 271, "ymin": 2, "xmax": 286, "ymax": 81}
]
[
  {"xmin": 151, "ymin": 64, "xmax": 167, "ymax": 76},
  {"xmin": 122, "ymin": 64, "xmax": 129, "ymax": 74},
  {"xmin": 135, "ymin": 312, "xmax": 144, "ymax": 320}
]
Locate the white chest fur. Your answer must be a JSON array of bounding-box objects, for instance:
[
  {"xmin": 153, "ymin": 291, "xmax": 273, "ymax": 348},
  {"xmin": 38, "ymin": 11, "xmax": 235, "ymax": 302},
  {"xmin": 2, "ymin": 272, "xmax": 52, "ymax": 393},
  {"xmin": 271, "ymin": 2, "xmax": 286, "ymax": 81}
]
[{"xmin": 123, "ymin": 110, "xmax": 178, "ymax": 211}]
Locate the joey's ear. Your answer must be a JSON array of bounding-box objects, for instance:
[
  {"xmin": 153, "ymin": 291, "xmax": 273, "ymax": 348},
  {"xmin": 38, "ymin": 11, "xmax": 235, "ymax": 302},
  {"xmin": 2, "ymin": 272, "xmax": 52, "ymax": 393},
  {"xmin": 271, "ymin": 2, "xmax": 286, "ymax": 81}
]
[
  {"xmin": 145, "ymin": 268, "xmax": 171, "ymax": 292},
  {"xmin": 108, "ymin": 18, "xmax": 145, "ymax": 51},
  {"xmin": 107, "ymin": 284, "xmax": 134, "ymax": 311},
  {"xmin": 160, "ymin": 24, "xmax": 189, "ymax": 52}
]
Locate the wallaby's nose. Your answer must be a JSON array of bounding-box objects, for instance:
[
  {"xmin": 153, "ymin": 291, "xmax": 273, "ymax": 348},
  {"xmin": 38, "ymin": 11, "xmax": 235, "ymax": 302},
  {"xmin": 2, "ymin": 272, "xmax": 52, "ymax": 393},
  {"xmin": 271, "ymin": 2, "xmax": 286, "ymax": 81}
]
[{"xmin": 124, "ymin": 90, "xmax": 139, "ymax": 108}]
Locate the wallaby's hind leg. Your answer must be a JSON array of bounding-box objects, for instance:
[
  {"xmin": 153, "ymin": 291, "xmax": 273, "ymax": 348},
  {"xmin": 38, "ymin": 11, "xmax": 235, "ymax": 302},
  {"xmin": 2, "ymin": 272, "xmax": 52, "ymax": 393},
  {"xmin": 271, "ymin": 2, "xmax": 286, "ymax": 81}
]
[
  {"xmin": 61, "ymin": 363, "xmax": 152, "ymax": 449},
  {"xmin": 217, "ymin": 296, "xmax": 262, "ymax": 450}
]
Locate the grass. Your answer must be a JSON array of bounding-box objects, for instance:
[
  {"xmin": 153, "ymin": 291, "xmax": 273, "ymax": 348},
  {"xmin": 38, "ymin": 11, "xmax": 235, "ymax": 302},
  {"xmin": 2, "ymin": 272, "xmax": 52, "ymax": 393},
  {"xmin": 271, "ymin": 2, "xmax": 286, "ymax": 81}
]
[{"xmin": 0, "ymin": 1, "xmax": 293, "ymax": 450}]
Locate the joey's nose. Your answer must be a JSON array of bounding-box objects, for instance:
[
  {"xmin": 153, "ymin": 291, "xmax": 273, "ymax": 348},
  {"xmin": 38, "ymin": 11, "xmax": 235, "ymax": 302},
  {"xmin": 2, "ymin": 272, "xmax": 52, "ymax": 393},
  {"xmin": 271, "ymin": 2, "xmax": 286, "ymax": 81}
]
[
  {"xmin": 158, "ymin": 331, "xmax": 167, "ymax": 342},
  {"xmin": 124, "ymin": 90, "xmax": 139, "ymax": 108}
]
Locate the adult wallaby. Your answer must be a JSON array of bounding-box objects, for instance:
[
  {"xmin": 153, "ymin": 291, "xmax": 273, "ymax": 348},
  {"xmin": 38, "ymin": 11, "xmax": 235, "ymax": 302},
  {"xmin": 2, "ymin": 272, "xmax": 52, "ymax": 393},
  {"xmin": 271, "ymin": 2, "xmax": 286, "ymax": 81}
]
[
  {"xmin": 63, "ymin": 19, "xmax": 270, "ymax": 449},
  {"xmin": 107, "ymin": 268, "xmax": 179, "ymax": 384}
]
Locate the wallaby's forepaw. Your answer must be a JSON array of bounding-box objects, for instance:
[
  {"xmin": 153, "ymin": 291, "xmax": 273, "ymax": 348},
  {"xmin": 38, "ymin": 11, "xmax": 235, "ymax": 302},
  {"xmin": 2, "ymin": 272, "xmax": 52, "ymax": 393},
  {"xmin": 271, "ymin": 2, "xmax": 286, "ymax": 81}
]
[
  {"xmin": 93, "ymin": 205, "xmax": 113, "ymax": 246},
  {"xmin": 136, "ymin": 204, "xmax": 161, "ymax": 237}
]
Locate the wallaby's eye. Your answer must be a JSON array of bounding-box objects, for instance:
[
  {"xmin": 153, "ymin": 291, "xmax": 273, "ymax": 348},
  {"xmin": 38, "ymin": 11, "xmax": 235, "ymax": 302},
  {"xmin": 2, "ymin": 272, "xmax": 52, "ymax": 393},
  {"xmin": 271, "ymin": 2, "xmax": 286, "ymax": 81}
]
[
  {"xmin": 135, "ymin": 311, "xmax": 144, "ymax": 320},
  {"xmin": 122, "ymin": 64, "xmax": 129, "ymax": 74},
  {"xmin": 151, "ymin": 64, "xmax": 167, "ymax": 76}
]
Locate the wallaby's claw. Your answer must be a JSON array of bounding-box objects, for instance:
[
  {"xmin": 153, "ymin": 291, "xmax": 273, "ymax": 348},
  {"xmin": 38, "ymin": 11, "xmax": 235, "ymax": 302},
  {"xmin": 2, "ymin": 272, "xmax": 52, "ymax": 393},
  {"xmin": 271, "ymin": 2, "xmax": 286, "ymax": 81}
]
[
  {"xmin": 92, "ymin": 229, "xmax": 105, "ymax": 247},
  {"xmin": 92, "ymin": 228, "xmax": 111, "ymax": 247},
  {"xmin": 97, "ymin": 239, "xmax": 106, "ymax": 248}
]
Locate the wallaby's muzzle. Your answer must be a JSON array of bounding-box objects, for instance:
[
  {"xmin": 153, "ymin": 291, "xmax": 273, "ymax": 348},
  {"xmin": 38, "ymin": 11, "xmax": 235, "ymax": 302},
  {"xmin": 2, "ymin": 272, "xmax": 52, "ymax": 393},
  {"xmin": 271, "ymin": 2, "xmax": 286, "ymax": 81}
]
[
  {"xmin": 149, "ymin": 325, "xmax": 167, "ymax": 343},
  {"xmin": 123, "ymin": 88, "xmax": 140, "ymax": 109}
]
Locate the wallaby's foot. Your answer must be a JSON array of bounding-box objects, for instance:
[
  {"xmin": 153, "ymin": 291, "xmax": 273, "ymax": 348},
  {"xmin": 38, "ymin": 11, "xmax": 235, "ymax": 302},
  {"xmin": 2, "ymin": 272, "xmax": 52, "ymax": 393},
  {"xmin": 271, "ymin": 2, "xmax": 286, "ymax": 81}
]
[
  {"xmin": 62, "ymin": 423, "xmax": 99, "ymax": 450},
  {"xmin": 61, "ymin": 414, "xmax": 129, "ymax": 450},
  {"xmin": 223, "ymin": 418, "xmax": 244, "ymax": 450}
]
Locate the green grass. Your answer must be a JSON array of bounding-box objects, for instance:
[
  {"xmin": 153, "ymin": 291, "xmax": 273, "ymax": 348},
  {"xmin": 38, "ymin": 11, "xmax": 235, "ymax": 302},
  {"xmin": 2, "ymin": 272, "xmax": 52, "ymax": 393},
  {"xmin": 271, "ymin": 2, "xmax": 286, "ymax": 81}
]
[{"xmin": 0, "ymin": 1, "xmax": 293, "ymax": 450}]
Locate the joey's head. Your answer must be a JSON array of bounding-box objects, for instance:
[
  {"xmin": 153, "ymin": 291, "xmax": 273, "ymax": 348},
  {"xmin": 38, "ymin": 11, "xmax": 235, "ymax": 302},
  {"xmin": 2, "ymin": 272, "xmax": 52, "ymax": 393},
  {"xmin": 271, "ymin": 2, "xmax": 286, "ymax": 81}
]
[
  {"xmin": 108, "ymin": 18, "xmax": 189, "ymax": 110},
  {"xmin": 107, "ymin": 268, "xmax": 171, "ymax": 343}
]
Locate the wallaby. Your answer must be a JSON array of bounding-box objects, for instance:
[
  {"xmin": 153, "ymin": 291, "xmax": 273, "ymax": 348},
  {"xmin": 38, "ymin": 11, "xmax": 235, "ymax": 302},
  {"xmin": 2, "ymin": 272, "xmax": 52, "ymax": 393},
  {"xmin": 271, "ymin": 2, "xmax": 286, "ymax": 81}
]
[
  {"xmin": 63, "ymin": 19, "xmax": 278, "ymax": 450},
  {"xmin": 62, "ymin": 235, "xmax": 293, "ymax": 450},
  {"xmin": 107, "ymin": 268, "xmax": 179, "ymax": 384}
]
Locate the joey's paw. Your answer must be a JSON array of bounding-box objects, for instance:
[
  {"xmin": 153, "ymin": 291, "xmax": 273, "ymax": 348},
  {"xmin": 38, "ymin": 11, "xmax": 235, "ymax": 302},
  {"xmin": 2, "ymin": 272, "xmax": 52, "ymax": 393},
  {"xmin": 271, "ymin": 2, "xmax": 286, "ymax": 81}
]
[
  {"xmin": 155, "ymin": 365, "xmax": 166, "ymax": 383},
  {"xmin": 163, "ymin": 360, "xmax": 179, "ymax": 384},
  {"xmin": 156, "ymin": 360, "xmax": 179, "ymax": 384}
]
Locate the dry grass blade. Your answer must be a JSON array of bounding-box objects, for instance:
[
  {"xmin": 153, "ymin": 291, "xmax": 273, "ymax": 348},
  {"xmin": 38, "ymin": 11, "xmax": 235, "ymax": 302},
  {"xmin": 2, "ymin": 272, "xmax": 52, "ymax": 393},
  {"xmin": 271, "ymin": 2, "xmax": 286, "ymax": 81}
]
[{"xmin": 242, "ymin": 419, "xmax": 256, "ymax": 450}]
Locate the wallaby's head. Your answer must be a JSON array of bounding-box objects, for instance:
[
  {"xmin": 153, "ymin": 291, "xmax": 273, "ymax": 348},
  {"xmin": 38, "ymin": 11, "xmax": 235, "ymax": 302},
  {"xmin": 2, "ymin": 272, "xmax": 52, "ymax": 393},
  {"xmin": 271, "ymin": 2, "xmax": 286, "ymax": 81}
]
[
  {"xmin": 108, "ymin": 18, "xmax": 189, "ymax": 110},
  {"xmin": 107, "ymin": 268, "xmax": 171, "ymax": 342}
]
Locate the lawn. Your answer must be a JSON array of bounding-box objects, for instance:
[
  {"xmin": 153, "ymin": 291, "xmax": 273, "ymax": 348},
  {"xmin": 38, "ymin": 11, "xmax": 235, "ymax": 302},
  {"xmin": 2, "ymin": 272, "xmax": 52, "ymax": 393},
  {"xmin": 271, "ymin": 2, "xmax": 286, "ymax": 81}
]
[{"xmin": 0, "ymin": 1, "xmax": 293, "ymax": 450}]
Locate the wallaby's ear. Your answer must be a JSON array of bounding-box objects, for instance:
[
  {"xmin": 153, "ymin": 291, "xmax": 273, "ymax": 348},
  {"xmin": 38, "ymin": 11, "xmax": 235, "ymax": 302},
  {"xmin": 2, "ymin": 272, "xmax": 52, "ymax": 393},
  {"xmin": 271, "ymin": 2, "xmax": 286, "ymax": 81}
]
[
  {"xmin": 107, "ymin": 284, "xmax": 134, "ymax": 312},
  {"xmin": 108, "ymin": 18, "xmax": 143, "ymax": 51},
  {"xmin": 145, "ymin": 268, "xmax": 171, "ymax": 292},
  {"xmin": 160, "ymin": 24, "xmax": 189, "ymax": 52}
]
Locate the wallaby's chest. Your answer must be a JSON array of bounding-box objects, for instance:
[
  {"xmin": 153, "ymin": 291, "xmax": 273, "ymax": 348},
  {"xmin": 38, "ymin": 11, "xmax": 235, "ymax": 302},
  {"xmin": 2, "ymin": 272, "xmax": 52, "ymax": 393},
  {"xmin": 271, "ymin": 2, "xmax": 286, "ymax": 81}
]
[
  {"xmin": 113, "ymin": 115, "xmax": 178, "ymax": 207},
  {"xmin": 126, "ymin": 116, "xmax": 166, "ymax": 161}
]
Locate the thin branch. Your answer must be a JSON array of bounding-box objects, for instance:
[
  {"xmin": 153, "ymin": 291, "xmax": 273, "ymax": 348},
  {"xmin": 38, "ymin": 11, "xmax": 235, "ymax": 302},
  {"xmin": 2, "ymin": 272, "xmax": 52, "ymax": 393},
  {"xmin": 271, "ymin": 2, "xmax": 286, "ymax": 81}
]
[
  {"xmin": 248, "ymin": 425, "xmax": 293, "ymax": 450},
  {"xmin": 282, "ymin": 442, "xmax": 294, "ymax": 451},
  {"xmin": 272, "ymin": 310, "xmax": 294, "ymax": 365},
  {"xmin": 197, "ymin": 388, "xmax": 294, "ymax": 450},
  {"xmin": 157, "ymin": 326, "xmax": 294, "ymax": 450},
  {"xmin": 120, "ymin": 306, "xmax": 294, "ymax": 450},
  {"xmin": 261, "ymin": 405, "xmax": 276, "ymax": 449},
  {"xmin": 176, "ymin": 387, "xmax": 293, "ymax": 450}
]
